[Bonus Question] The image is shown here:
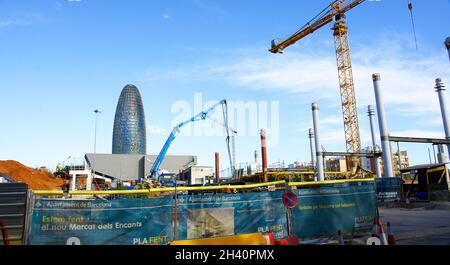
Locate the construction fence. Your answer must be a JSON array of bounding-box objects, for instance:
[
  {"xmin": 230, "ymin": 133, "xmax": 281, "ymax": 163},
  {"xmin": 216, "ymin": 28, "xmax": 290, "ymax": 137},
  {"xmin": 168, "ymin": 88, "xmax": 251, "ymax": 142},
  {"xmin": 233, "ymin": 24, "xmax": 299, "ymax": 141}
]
[{"xmin": 26, "ymin": 179, "xmax": 376, "ymax": 245}]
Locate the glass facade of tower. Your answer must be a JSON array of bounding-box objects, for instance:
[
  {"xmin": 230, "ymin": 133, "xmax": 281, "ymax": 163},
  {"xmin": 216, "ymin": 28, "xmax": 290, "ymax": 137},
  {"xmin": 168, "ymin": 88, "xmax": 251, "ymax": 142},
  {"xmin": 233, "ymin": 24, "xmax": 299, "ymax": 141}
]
[{"xmin": 112, "ymin": 84, "xmax": 147, "ymax": 155}]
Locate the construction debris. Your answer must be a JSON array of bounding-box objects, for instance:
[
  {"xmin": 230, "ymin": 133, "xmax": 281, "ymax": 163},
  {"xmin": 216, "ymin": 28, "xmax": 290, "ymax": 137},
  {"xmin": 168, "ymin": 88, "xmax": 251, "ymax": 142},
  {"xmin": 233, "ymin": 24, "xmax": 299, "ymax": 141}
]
[{"xmin": 0, "ymin": 160, "xmax": 68, "ymax": 190}]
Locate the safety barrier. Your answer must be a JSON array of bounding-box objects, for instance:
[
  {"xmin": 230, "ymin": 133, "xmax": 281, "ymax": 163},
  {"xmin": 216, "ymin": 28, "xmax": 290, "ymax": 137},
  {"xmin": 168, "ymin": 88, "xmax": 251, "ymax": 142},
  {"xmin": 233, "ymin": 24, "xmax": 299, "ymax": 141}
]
[
  {"xmin": 32, "ymin": 180, "xmax": 287, "ymax": 195},
  {"xmin": 27, "ymin": 179, "xmax": 376, "ymax": 245}
]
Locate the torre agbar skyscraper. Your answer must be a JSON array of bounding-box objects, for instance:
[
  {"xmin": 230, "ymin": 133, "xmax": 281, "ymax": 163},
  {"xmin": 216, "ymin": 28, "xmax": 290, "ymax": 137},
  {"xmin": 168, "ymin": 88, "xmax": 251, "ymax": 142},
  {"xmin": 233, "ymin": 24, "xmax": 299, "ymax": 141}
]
[{"xmin": 112, "ymin": 84, "xmax": 147, "ymax": 155}]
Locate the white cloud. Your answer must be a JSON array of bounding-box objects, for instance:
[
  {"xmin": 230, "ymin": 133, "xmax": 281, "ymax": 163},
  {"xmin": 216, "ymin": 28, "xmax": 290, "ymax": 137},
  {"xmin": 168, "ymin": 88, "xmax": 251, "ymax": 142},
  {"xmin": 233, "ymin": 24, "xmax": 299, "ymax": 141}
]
[
  {"xmin": 163, "ymin": 14, "xmax": 170, "ymax": 20},
  {"xmin": 0, "ymin": 12, "xmax": 41, "ymax": 28},
  {"xmin": 140, "ymin": 32, "xmax": 450, "ymax": 153},
  {"xmin": 147, "ymin": 125, "xmax": 169, "ymax": 135},
  {"xmin": 390, "ymin": 129, "xmax": 444, "ymax": 139},
  {"xmin": 0, "ymin": 19, "xmax": 21, "ymax": 27},
  {"xmin": 193, "ymin": 0, "xmax": 231, "ymax": 17},
  {"xmin": 142, "ymin": 32, "xmax": 449, "ymax": 116}
]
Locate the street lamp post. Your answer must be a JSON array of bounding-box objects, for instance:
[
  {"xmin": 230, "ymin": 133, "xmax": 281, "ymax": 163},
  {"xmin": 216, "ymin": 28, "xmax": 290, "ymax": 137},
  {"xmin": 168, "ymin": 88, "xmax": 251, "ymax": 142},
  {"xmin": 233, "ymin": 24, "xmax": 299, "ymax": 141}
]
[
  {"xmin": 89, "ymin": 109, "xmax": 102, "ymax": 191},
  {"xmin": 94, "ymin": 109, "xmax": 102, "ymax": 154}
]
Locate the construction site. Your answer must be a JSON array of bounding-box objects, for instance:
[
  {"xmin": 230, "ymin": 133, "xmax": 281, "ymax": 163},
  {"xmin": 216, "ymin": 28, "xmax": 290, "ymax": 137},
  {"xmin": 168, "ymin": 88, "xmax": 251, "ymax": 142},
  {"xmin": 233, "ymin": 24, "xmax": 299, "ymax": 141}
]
[{"xmin": 1, "ymin": 0, "xmax": 450, "ymax": 249}]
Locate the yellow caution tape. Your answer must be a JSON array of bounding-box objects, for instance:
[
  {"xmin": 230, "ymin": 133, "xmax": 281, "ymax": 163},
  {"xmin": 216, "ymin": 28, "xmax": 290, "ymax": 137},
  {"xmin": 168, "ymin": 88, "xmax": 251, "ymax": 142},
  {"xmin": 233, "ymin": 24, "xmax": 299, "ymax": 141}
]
[
  {"xmin": 33, "ymin": 179, "xmax": 373, "ymax": 195},
  {"xmin": 32, "ymin": 180, "xmax": 286, "ymax": 195},
  {"xmin": 288, "ymin": 178, "xmax": 374, "ymax": 187}
]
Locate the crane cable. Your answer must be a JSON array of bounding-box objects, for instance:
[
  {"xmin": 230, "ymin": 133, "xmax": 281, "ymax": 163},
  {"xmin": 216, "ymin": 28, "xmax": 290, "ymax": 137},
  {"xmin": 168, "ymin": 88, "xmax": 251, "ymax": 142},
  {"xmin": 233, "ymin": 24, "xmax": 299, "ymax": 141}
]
[
  {"xmin": 292, "ymin": 1, "xmax": 335, "ymax": 36},
  {"xmin": 408, "ymin": 2, "xmax": 418, "ymax": 50}
]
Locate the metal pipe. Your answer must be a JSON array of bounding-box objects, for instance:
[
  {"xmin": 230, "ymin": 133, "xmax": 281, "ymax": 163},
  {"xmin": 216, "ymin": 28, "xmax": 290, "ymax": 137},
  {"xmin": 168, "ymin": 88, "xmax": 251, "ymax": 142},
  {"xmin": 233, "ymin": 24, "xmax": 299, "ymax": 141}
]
[
  {"xmin": 428, "ymin": 147, "xmax": 432, "ymax": 164},
  {"xmin": 215, "ymin": 152, "xmax": 220, "ymax": 184},
  {"xmin": 372, "ymin": 73, "xmax": 394, "ymax": 178},
  {"xmin": 367, "ymin": 105, "xmax": 381, "ymax": 178},
  {"xmin": 435, "ymin": 78, "xmax": 450, "ymax": 161},
  {"xmin": 445, "ymin": 37, "xmax": 450, "ymax": 62},
  {"xmin": 312, "ymin": 102, "xmax": 324, "ymax": 181},
  {"xmin": 260, "ymin": 129, "xmax": 268, "ymax": 182},
  {"xmin": 433, "ymin": 144, "xmax": 437, "ymax": 164},
  {"xmin": 397, "ymin": 141, "xmax": 402, "ymax": 175},
  {"xmin": 308, "ymin": 128, "xmax": 315, "ymax": 168}
]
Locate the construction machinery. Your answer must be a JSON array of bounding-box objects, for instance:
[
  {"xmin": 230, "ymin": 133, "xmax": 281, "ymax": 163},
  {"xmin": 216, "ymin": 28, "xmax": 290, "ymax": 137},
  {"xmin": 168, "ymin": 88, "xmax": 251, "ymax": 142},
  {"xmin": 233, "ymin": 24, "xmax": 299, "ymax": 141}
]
[
  {"xmin": 270, "ymin": 0, "xmax": 365, "ymax": 170},
  {"xmin": 146, "ymin": 99, "xmax": 235, "ymax": 179},
  {"xmin": 205, "ymin": 112, "xmax": 238, "ymax": 179}
]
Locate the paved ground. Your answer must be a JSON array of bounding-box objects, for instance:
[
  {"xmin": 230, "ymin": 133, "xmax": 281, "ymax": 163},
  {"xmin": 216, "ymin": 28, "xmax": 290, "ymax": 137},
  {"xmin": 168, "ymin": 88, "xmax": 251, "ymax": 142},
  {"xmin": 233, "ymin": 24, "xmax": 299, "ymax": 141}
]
[{"xmin": 378, "ymin": 205, "xmax": 450, "ymax": 245}]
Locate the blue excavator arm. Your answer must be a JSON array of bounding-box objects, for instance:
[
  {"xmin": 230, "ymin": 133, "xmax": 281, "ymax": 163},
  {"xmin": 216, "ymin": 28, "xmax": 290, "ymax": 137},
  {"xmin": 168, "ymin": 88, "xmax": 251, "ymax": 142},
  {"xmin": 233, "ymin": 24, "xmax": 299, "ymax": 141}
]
[{"xmin": 148, "ymin": 99, "xmax": 233, "ymax": 178}]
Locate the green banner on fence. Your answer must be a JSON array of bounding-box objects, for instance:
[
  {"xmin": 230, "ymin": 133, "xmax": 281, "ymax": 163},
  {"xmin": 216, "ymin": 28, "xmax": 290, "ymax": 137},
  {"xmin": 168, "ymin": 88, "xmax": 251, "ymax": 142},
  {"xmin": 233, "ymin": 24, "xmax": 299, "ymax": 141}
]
[
  {"xmin": 27, "ymin": 197, "xmax": 173, "ymax": 245},
  {"xmin": 176, "ymin": 191, "xmax": 288, "ymax": 240},
  {"xmin": 26, "ymin": 181, "xmax": 376, "ymax": 244},
  {"xmin": 291, "ymin": 182, "xmax": 376, "ymax": 240}
]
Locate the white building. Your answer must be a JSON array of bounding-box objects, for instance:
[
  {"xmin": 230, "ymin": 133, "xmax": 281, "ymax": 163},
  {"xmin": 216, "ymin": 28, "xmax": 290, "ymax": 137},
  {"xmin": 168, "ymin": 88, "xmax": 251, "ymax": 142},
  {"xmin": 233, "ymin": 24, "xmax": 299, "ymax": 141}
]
[{"xmin": 183, "ymin": 166, "xmax": 214, "ymax": 185}]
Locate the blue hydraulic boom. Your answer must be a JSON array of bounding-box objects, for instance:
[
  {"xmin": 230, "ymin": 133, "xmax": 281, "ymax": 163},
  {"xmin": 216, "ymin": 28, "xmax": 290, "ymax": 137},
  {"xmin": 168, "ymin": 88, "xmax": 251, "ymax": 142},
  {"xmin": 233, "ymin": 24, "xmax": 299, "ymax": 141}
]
[{"xmin": 147, "ymin": 99, "xmax": 235, "ymax": 179}]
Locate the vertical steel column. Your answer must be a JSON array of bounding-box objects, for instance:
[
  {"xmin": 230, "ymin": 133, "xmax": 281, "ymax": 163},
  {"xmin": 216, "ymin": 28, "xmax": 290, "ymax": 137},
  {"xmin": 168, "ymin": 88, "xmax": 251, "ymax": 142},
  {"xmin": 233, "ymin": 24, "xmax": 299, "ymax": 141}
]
[
  {"xmin": 428, "ymin": 147, "xmax": 433, "ymax": 164},
  {"xmin": 261, "ymin": 129, "xmax": 268, "ymax": 182},
  {"xmin": 435, "ymin": 78, "xmax": 450, "ymax": 161},
  {"xmin": 372, "ymin": 73, "xmax": 394, "ymax": 178},
  {"xmin": 215, "ymin": 152, "xmax": 220, "ymax": 184},
  {"xmin": 368, "ymin": 105, "xmax": 382, "ymax": 178},
  {"xmin": 312, "ymin": 103, "xmax": 324, "ymax": 181},
  {"xmin": 308, "ymin": 128, "xmax": 315, "ymax": 168},
  {"xmin": 397, "ymin": 141, "xmax": 402, "ymax": 175},
  {"xmin": 445, "ymin": 37, "xmax": 450, "ymax": 62}
]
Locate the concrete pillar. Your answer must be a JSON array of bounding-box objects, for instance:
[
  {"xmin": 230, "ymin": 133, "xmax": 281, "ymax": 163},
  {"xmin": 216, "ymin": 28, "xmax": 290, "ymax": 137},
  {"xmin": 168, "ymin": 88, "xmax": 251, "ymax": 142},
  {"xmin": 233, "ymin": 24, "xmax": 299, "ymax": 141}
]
[
  {"xmin": 372, "ymin": 73, "xmax": 395, "ymax": 178},
  {"xmin": 215, "ymin": 152, "xmax": 220, "ymax": 184},
  {"xmin": 367, "ymin": 105, "xmax": 382, "ymax": 178},
  {"xmin": 71, "ymin": 174, "xmax": 77, "ymax": 191},
  {"xmin": 445, "ymin": 37, "xmax": 450, "ymax": 62},
  {"xmin": 312, "ymin": 103, "xmax": 324, "ymax": 181},
  {"xmin": 437, "ymin": 145, "xmax": 446, "ymax": 164},
  {"xmin": 86, "ymin": 173, "xmax": 92, "ymax": 191},
  {"xmin": 435, "ymin": 78, "xmax": 450, "ymax": 161},
  {"xmin": 260, "ymin": 129, "xmax": 268, "ymax": 182},
  {"xmin": 308, "ymin": 128, "xmax": 315, "ymax": 168}
]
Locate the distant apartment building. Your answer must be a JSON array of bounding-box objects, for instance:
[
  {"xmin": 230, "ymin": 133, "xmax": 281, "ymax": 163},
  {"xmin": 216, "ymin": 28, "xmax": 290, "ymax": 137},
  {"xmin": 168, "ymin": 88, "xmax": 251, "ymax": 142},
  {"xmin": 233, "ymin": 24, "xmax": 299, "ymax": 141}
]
[
  {"xmin": 362, "ymin": 146, "xmax": 409, "ymax": 177},
  {"xmin": 392, "ymin": 150, "xmax": 410, "ymax": 176},
  {"xmin": 325, "ymin": 157, "xmax": 347, "ymax": 172}
]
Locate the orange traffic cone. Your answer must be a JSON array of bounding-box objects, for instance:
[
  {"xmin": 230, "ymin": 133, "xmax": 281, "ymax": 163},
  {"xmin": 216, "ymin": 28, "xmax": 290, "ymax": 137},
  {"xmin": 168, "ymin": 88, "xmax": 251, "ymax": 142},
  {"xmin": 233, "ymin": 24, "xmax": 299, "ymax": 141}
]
[
  {"xmin": 262, "ymin": 232, "xmax": 275, "ymax": 245},
  {"xmin": 337, "ymin": 230, "xmax": 345, "ymax": 245},
  {"xmin": 378, "ymin": 223, "xmax": 388, "ymax": 245},
  {"xmin": 387, "ymin": 222, "xmax": 396, "ymax": 245}
]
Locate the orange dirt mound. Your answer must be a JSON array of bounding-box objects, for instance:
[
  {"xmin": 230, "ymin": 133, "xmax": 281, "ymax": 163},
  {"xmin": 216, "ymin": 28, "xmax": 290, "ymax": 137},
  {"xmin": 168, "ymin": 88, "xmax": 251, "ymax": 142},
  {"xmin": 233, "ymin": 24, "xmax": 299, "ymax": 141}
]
[{"xmin": 0, "ymin": 160, "xmax": 67, "ymax": 190}]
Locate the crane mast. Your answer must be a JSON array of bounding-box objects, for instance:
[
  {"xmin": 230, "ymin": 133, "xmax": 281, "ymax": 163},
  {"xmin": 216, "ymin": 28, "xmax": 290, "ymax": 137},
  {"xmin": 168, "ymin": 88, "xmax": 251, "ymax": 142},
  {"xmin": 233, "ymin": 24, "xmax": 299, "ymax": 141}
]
[
  {"xmin": 270, "ymin": 0, "xmax": 364, "ymax": 169},
  {"xmin": 332, "ymin": 2, "xmax": 362, "ymax": 165}
]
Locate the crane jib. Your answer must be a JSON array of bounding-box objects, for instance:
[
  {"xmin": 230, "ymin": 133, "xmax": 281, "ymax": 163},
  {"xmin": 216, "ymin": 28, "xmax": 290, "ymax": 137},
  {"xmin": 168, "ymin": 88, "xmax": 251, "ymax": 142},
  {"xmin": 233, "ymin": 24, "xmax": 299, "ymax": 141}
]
[{"xmin": 269, "ymin": 0, "xmax": 365, "ymax": 53}]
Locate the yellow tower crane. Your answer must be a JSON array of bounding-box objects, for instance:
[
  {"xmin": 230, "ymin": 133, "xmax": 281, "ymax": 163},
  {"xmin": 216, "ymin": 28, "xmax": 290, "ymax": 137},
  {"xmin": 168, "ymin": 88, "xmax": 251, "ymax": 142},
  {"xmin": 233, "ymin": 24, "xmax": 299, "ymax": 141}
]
[{"xmin": 270, "ymin": 0, "xmax": 365, "ymax": 170}]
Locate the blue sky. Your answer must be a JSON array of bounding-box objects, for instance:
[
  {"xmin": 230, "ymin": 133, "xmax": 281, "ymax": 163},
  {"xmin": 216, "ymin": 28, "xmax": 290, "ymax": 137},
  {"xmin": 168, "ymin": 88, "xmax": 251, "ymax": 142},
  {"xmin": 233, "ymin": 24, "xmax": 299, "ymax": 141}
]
[{"xmin": 0, "ymin": 0, "xmax": 449, "ymax": 171}]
